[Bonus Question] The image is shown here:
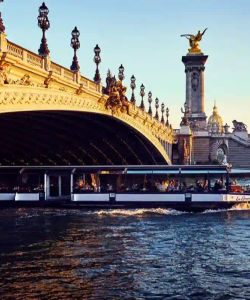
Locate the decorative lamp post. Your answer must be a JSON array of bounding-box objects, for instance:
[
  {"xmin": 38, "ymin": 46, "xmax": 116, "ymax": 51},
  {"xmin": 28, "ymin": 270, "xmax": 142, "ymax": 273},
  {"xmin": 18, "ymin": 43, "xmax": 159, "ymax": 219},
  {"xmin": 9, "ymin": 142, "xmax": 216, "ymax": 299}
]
[
  {"xmin": 130, "ymin": 75, "xmax": 136, "ymax": 104},
  {"xmin": 38, "ymin": 2, "xmax": 50, "ymax": 57},
  {"xmin": 70, "ymin": 26, "xmax": 80, "ymax": 72},
  {"xmin": 166, "ymin": 107, "xmax": 169, "ymax": 126},
  {"xmin": 224, "ymin": 123, "xmax": 230, "ymax": 134},
  {"xmin": 155, "ymin": 98, "xmax": 159, "ymax": 120},
  {"xmin": 148, "ymin": 91, "xmax": 153, "ymax": 115},
  {"xmin": 140, "ymin": 84, "xmax": 145, "ymax": 111},
  {"xmin": 93, "ymin": 44, "xmax": 101, "ymax": 83},
  {"xmin": 161, "ymin": 103, "xmax": 165, "ymax": 123},
  {"xmin": 118, "ymin": 64, "xmax": 125, "ymax": 81},
  {"xmin": 0, "ymin": 0, "xmax": 5, "ymax": 34}
]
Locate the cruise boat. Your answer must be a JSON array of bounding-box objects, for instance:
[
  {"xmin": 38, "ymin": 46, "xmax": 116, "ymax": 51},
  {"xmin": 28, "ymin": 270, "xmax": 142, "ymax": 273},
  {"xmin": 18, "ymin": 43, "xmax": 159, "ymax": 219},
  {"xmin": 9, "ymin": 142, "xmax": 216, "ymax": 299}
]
[{"xmin": 0, "ymin": 165, "xmax": 249, "ymax": 211}]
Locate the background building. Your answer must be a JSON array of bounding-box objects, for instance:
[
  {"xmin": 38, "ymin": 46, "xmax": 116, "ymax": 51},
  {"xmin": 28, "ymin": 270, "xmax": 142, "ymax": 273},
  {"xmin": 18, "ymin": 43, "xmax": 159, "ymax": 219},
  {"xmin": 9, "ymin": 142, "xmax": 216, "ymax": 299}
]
[{"xmin": 175, "ymin": 32, "xmax": 250, "ymax": 169}]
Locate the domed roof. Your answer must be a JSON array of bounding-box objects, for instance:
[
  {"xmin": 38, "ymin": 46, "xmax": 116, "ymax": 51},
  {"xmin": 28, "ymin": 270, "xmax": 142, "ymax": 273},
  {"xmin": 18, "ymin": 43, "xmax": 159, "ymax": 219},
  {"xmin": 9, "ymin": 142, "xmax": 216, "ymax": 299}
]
[{"xmin": 207, "ymin": 104, "xmax": 224, "ymax": 133}]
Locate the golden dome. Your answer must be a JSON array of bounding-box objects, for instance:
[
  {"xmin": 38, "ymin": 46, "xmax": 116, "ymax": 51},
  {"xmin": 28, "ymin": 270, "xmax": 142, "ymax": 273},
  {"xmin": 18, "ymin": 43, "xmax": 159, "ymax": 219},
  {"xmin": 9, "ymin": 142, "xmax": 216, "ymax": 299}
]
[{"xmin": 207, "ymin": 104, "xmax": 224, "ymax": 133}]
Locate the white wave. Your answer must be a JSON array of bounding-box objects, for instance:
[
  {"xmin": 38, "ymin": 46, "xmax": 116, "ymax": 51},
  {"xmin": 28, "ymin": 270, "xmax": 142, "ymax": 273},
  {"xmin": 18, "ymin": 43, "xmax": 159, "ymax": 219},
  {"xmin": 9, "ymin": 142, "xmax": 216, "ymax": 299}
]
[
  {"xmin": 97, "ymin": 203, "xmax": 250, "ymax": 217},
  {"xmin": 230, "ymin": 202, "xmax": 250, "ymax": 210},
  {"xmin": 96, "ymin": 208, "xmax": 186, "ymax": 217},
  {"xmin": 201, "ymin": 202, "xmax": 250, "ymax": 214}
]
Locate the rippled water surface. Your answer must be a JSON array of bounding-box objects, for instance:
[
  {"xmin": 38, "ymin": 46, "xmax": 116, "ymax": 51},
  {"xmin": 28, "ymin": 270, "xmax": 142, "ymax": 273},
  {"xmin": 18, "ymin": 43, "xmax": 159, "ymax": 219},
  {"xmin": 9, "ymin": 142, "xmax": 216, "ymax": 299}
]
[{"xmin": 0, "ymin": 207, "xmax": 249, "ymax": 299}]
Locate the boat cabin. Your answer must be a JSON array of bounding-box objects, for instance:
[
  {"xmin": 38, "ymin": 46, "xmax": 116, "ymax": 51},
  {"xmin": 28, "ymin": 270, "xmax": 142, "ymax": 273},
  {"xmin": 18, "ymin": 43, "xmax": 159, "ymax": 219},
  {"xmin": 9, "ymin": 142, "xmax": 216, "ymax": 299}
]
[{"xmin": 0, "ymin": 166, "xmax": 249, "ymax": 205}]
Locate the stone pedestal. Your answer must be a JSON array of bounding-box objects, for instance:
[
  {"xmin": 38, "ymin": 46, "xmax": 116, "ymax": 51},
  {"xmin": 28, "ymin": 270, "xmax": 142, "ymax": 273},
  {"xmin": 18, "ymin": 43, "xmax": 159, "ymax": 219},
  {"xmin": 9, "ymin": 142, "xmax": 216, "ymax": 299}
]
[
  {"xmin": 182, "ymin": 54, "xmax": 208, "ymax": 131},
  {"xmin": 233, "ymin": 131, "xmax": 249, "ymax": 141}
]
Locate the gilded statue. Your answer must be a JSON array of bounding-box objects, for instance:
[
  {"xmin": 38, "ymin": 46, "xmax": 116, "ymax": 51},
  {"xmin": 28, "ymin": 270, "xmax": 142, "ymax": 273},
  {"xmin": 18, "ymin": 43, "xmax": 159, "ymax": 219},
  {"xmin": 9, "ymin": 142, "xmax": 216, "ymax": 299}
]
[
  {"xmin": 105, "ymin": 74, "xmax": 130, "ymax": 115},
  {"xmin": 0, "ymin": 61, "xmax": 10, "ymax": 86},
  {"xmin": 18, "ymin": 74, "xmax": 32, "ymax": 86},
  {"xmin": 183, "ymin": 139, "xmax": 190, "ymax": 165},
  {"xmin": 116, "ymin": 80, "xmax": 130, "ymax": 114},
  {"xmin": 181, "ymin": 28, "xmax": 207, "ymax": 54}
]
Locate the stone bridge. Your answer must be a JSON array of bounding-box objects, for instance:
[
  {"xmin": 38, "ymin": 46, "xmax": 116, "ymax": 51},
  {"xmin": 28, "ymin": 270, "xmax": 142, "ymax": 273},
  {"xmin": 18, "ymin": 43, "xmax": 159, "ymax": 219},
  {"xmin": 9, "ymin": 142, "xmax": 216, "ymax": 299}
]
[{"xmin": 0, "ymin": 29, "xmax": 173, "ymax": 165}]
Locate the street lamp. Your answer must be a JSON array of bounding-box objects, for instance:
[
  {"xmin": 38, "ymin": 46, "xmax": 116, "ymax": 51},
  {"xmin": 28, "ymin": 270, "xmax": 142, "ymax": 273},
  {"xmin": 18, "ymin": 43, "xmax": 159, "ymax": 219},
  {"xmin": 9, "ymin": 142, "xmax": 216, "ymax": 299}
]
[
  {"xmin": 130, "ymin": 75, "xmax": 136, "ymax": 104},
  {"xmin": 37, "ymin": 2, "xmax": 50, "ymax": 57},
  {"xmin": 148, "ymin": 91, "xmax": 153, "ymax": 115},
  {"xmin": 70, "ymin": 26, "xmax": 80, "ymax": 72},
  {"xmin": 118, "ymin": 64, "xmax": 125, "ymax": 81},
  {"xmin": 166, "ymin": 107, "xmax": 169, "ymax": 126},
  {"xmin": 161, "ymin": 103, "xmax": 165, "ymax": 123},
  {"xmin": 155, "ymin": 98, "xmax": 159, "ymax": 120},
  {"xmin": 140, "ymin": 84, "xmax": 145, "ymax": 111},
  {"xmin": 93, "ymin": 44, "xmax": 101, "ymax": 83},
  {"xmin": 0, "ymin": 0, "xmax": 5, "ymax": 34}
]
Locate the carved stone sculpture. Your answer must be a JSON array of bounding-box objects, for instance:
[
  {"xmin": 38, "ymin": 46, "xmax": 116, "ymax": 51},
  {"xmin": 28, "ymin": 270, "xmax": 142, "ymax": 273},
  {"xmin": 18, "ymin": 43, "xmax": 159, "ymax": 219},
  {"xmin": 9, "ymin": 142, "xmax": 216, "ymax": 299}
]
[
  {"xmin": 180, "ymin": 102, "xmax": 190, "ymax": 126},
  {"xmin": 232, "ymin": 120, "xmax": 247, "ymax": 132}
]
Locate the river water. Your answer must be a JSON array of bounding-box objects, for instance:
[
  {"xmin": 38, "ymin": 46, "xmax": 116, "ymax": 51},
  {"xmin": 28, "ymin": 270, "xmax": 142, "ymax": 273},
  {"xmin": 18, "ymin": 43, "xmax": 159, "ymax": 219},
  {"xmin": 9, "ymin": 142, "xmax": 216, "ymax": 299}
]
[{"xmin": 0, "ymin": 206, "xmax": 249, "ymax": 299}]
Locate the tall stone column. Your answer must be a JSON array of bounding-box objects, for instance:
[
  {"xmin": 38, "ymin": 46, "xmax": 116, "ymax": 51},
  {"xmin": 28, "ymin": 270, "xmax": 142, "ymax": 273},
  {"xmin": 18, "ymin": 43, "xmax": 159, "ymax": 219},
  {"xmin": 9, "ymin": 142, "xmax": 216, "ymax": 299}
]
[{"xmin": 182, "ymin": 54, "xmax": 208, "ymax": 130}]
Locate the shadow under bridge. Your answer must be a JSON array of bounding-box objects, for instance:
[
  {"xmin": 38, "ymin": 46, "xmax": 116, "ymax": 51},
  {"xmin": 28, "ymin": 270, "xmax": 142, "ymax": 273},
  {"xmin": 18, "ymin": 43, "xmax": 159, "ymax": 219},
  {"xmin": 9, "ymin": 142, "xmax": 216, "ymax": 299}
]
[{"xmin": 0, "ymin": 111, "xmax": 171, "ymax": 166}]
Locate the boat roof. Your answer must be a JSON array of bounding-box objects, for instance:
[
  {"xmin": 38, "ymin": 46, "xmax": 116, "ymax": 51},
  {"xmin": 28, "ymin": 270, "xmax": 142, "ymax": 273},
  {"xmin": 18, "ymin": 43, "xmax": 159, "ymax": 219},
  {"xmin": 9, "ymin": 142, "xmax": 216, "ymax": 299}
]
[
  {"xmin": 0, "ymin": 165, "xmax": 228, "ymax": 171},
  {"xmin": 0, "ymin": 165, "xmax": 249, "ymax": 175}
]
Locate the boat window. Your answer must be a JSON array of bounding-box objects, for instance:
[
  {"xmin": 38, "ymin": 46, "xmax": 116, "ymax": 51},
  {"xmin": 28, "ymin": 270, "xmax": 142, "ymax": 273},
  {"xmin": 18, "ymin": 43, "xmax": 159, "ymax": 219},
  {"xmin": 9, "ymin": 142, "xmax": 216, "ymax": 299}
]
[
  {"xmin": 152, "ymin": 174, "xmax": 180, "ymax": 192},
  {"xmin": 119, "ymin": 173, "xmax": 153, "ymax": 192},
  {"xmin": 229, "ymin": 173, "xmax": 250, "ymax": 193},
  {"xmin": 207, "ymin": 173, "xmax": 227, "ymax": 193},
  {"xmin": 99, "ymin": 174, "xmax": 120, "ymax": 193},
  {"xmin": 19, "ymin": 173, "xmax": 44, "ymax": 193},
  {"xmin": 179, "ymin": 173, "xmax": 209, "ymax": 193},
  {"xmin": 73, "ymin": 172, "xmax": 122, "ymax": 193},
  {"xmin": 74, "ymin": 173, "xmax": 102, "ymax": 193},
  {"xmin": 0, "ymin": 173, "xmax": 17, "ymax": 193}
]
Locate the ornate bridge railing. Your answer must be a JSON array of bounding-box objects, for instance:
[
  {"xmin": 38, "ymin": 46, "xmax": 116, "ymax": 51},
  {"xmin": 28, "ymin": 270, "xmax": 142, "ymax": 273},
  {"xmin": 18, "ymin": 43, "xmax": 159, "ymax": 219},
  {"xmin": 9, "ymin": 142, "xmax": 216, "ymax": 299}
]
[{"xmin": 3, "ymin": 39, "xmax": 101, "ymax": 93}]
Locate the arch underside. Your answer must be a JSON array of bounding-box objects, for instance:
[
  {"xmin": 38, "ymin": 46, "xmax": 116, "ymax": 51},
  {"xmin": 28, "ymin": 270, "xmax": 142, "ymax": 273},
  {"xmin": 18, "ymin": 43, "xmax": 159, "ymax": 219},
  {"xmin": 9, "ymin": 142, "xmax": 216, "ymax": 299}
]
[{"xmin": 0, "ymin": 111, "xmax": 168, "ymax": 166}]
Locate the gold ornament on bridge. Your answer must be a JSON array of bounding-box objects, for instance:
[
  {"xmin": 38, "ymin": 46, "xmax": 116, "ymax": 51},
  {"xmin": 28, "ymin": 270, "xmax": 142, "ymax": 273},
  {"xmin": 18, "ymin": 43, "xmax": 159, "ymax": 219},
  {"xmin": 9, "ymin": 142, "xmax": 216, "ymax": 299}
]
[
  {"xmin": 181, "ymin": 28, "xmax": 207, "ymax": 54},
  {"xmin": 18, "ymin": 74, "xmax": 32, "ymax": 86},
  {"xmin": 76, "ymin": 83, "xmax": 84, "ymax": 95},
  {"xmin": 105, "ymin": 75, "xmax": 130, "ymax": 115},
  {"xmin": 44, "ymin": 71, "xmax": 53, "ymax": 88},
  {"xmin": 0, "ymin": 59, "xmax": 10, "ymax": 86}
]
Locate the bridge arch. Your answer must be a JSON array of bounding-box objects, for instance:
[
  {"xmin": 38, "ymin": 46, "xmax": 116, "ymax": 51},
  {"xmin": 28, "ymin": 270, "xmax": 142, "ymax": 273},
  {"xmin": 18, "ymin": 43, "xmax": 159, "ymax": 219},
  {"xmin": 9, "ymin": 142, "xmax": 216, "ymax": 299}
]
[{"xmin": 0, "ymin": 86, "xmax": 172, "ymax": 165}]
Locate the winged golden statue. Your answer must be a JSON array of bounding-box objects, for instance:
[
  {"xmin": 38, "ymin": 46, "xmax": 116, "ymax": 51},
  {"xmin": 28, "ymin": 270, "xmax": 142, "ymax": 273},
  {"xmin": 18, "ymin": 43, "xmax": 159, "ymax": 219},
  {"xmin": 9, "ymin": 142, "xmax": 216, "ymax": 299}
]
[{"xmin": 181, "ymin": 28, "xmax": 207, "ymax": 54}]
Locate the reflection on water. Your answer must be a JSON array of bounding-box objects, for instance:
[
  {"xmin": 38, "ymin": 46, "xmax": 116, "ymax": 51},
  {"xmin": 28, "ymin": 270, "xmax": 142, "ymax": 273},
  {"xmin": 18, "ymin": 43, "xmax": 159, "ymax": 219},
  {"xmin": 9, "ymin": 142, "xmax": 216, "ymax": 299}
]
[{"xmin": 0, "ymin": 207, "xmax": 249, "ymax": 299}]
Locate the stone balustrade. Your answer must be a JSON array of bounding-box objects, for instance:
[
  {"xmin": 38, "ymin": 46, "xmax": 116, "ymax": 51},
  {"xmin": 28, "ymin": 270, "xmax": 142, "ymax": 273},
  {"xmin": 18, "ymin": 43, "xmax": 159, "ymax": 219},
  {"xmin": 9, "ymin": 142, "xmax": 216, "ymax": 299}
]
[{"xmin": 5, "ymin": 40, "xmax": 100, "ymax": 92}]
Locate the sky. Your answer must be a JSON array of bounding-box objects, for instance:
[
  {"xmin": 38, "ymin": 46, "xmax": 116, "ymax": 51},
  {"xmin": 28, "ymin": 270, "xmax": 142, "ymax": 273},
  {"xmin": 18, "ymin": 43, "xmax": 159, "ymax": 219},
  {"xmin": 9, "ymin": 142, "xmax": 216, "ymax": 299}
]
[{"xmin": 2, "ymin": 0, "xmax": 250, "ymax": 129}]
